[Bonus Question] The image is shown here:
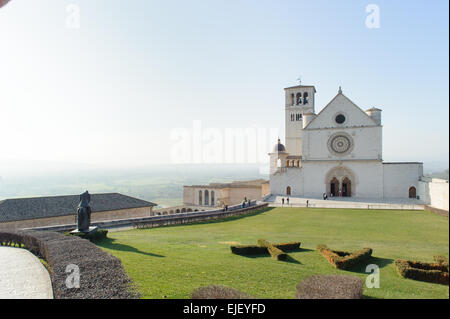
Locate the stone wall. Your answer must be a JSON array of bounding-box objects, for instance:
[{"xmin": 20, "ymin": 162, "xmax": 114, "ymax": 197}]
[
  {"xmin": 0, "ymin": 206, "xmax": 153, "ymax": 232},
  {"xmin": 419, "ymin": 178, "xmax": 449, "ymax": 211}
]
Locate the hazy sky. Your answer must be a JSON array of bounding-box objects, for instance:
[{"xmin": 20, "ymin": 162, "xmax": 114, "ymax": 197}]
[{"xmin": 0, "ymin": 0, "xmax": 448, "ymax": 170}]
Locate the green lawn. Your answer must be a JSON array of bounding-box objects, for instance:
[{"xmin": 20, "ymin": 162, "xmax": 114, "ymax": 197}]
[{"xmin": 97, "ymin": 207, "xmax": 449, "ymax": 299}]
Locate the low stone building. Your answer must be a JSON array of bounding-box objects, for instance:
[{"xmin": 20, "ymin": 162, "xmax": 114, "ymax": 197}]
[
  {"xmin": 0, "ymin": 193, "xmax": 157, "ymax": 231},
  {"xmin": 183, "ymin": 179, "xmax": 270, "ymax": 208}
]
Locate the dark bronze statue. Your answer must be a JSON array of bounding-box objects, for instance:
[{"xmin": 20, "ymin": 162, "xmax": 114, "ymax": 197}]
[{"xmin": 77, "ymin": 191, "xmax": 92, "ymax": 232}]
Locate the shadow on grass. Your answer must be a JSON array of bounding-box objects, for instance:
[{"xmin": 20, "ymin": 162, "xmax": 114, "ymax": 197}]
[
  {"xmin": 341, "ymin": 256, "xmax": 394, "ymax": 274},
  {"xmin": 97, "ymin": 237, "xmax": 165, "ymax": 258},
  {"xmin": 288, "ymin": 247, "xmax": 314, "ymax": 253},
  {"xmin": 284, "ymin": 255, "xmax": 302, "ymax": 265},
  {"xmin": 231, "ymin": 252, "xmax": 303, "ymax": 264},
  {"xmin": 136, "ymin": 207, "xmax": 274, "ymax": 231}
]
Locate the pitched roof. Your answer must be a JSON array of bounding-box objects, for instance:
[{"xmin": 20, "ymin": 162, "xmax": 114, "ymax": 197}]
[
  {"xmin": 304, "ymin": 92, "xmax": 379, "ymax": 129},
  {"xmin": 0, "ymin": 193, "xmax": 156, "ymax": 223}
]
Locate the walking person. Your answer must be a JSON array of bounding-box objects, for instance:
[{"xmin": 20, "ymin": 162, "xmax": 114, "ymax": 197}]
[
  {"xmin": 306, "ymin": 200, "xmax": 309, "ymax": 208},
  {"xmin": 287, "ymin": 197, "xmax": 290, "ymax": 205},
  {"xmin": 282, "ymin": 197, "xmax": 285, "ymax": 206}
]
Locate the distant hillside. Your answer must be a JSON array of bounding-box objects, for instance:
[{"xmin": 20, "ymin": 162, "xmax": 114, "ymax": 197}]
[
  {"xmin": 425, "ymin": 169, "xmax": 449, "ymax": 181},
  {"xmin": 0, "ymin": 164, "xmax": 268, "ymax": 207}
]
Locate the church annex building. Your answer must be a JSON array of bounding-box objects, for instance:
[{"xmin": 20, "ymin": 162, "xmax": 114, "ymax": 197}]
[{"xmin": 269, "ymin": 84, "xmax": 430, "ymax": 201}]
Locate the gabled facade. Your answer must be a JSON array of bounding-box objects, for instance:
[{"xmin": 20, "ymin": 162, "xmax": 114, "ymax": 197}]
[{"xmin": 269, "ymin": 85, "xmax": 423, "ymax": 200}]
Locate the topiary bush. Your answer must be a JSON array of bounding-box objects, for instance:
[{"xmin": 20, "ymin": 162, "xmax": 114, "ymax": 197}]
[
  {"xmin": 395, "ymin": 259, "xmax": 449, "ymax": 285},
  {"xmin": 0, "ymin": 230, "xmax": 139, "ymax": 299},
  {"xmin": 191, "ymin": 285, "xmax": 251, "ymax": 299},
  {"xmin": 273, "ymin": 241, "xmax": 301, "ymax": 251},
  {"xmin": 230, "ymin": 245, "xmax": 267, "ymax": 255},
  {"xmin": 257, "ymin": 239, "xmax": 287, "ymax": 261},
  {"xmin": 296, "ymin": 275, "xmax": 364, "ymax": 299},
  {"xmin": 230, "ymin": 239, "xmax": 300, "ymax": 260},
  {"xmin": 67, "ymin": 229, "xmax": 108, "ymax": 242},
  {"xmin": 317, "ymin": 244, "xmax": 372, "ymax": 270}
]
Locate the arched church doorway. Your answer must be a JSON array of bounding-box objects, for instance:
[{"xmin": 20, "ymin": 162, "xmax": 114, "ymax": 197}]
[
  {"xmin": 342, "ymin": 177, "xmax": 351, "ymax": 197},
  {"xmin": 409, "ymin": 186, "xmax": 416, "ymax": 198},
  {"xmin": 286, "ymin": 186, "xmax": 291, "ymax": 196},
  {"xmin": 330, "ymin": 178, "xmax": 339, "ymax": 197}
]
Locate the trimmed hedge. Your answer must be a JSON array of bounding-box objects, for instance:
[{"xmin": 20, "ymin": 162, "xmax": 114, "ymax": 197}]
[
  {"xmin": 66, "ymin": 229, "xmax": 108, "ymax": 242},
  {"xmin": 395, "ymin": 258, "xmax": 449, "ymax": 285},
  {"xmin": 317, "ymin": 244, "xmax": 372, "ymax": 270},
  {"xmin": 230, "ymin": 240, "xmax": 301, "ymax": 261},
  {"xmin": 191, "ymin": 285, "xmax": 251, "ymax": 299},
  {"xmin": 230, "ymin": 245, "xmax": 267, "ymax": 256},
  {"xmin": 257, "ymin": 239, "xmax": 287, "ymax": 261},
  {"xmin": 273, "ymin": 241, "xmax": 301, "ymax": 251},
  {"xmin": 296, "ymin": 275, "xmax": 364, "ymax": 299},
  {"xmin": 0, "ymin": 230, "xmax": 139, "ymax": 299}
]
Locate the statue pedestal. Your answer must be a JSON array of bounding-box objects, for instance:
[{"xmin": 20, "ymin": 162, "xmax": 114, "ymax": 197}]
[{"xmin": 70, "ymin": 226, "xmax": 98, "ymax": 235}]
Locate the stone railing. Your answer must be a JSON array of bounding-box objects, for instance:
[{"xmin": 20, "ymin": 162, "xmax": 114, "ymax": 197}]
[{"xmin": 133, "ymin": 201, "xmax": 268, "ymax": 229}]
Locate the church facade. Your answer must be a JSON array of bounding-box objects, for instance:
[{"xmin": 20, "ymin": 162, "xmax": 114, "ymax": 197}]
[{"xmin": 269, "ymin": 84, "xmax": 423, "ymax": 199}]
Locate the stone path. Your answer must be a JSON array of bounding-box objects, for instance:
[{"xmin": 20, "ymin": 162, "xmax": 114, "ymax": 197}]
[
  {"xmin": 0, "ymin": 247, "xmax": 53, "ymax": 299},
  {"xmin": 265, "ymin": 195, "xmax": 425, "ymax": 210}
]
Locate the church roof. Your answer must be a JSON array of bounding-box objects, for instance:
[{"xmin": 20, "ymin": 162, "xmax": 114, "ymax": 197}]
[
  {"xmin": 284, "ymin": 85, "xmax": 317, "ymax": 92},
  {"xmin": 303, "ymin": 89, "xmax": 379, "ymax": 129},
  {"xmin": 272, "ymin": 138, "xmax": 287, "ymax": 153},
  {"xmin": 366, "ymin": 107, "xmax": 382, "ymax": 112},
  {"xmin": 0, "ymin": 193, "xmax": 156, "ymax": 223}
]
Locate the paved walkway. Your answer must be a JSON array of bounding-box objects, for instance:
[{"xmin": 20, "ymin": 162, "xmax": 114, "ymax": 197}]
[
  {"xmin": 0, "ymin": 247, "xmax": 53, "ymax": 299},
  {"xmin": 265, "ymin": 195, "xmax": 425, "ymax": 210}
]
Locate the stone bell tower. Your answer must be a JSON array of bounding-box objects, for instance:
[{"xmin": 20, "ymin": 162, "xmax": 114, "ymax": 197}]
[{"xmin": 284, "ymin": 84, "xmax": 316, "ymax": 156}]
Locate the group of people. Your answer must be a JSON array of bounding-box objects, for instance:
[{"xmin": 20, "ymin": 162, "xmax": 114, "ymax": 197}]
[
  {"xmin": 281, "ymin": 197, "xmax": 290, "ymax": 205},
  {"xmin": 241, "ymin": 197, "xmax": 253, "ymax": 208}
]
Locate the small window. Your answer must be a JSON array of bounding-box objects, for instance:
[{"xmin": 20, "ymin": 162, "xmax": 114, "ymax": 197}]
[
  {"xmin": 303, "ymin": 92, "xmax": 309, "ymax": 104},
  {"xmin": 335, "ymin": 114, "xmax": 346, "ymax": 124},
  {"xmin": 296, "ymin": 93, "xmax": 302, "ymax": 105}
]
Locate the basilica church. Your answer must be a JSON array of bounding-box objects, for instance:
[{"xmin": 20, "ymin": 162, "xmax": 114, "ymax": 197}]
[{"xmin": 269, "ymin": 84, "xmax": 423, "ymax": 199}]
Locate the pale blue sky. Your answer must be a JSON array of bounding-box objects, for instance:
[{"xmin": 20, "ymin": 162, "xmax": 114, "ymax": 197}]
[{"xmin": 0, "ymin": 0, "xmax": 448, "ymax": 170}]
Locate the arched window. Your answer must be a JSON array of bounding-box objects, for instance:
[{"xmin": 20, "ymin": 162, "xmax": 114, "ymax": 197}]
[
  {"xmin": 175, "ymin": 209, "xmax": 180, "ymax": 214},
  {"xmin": 303, "ymin": 92, "xmax": 309, "ymax": 104},
  {"xmin": 211, "ymin": 191, "xmax": 215, "ymax": 206},
  {"xmin": 291, "ymin": 114, "xmax": 294, "ymax": 121},
  {"xmin": 296, "ymin": 93, "xmax": 302, "ymax": 105},
  {"xmin": 205, "ymin": 190, "xmax": 209, "ymax": 206},
  {"xmin": 409, "ymin": 186, "xmax": 416, "ymax": 198},
  {"xmin": 181, "ymin": 208, "xmax": 186, "ymax": 213},
  {"xmin": 199, "ymin": 190, "xmax": 202, "ymax": 205},
  {"xmin": 290, "ymin": 93, "xmax": 295, "ymax": 106},
  {"xmin": 286, "ymin": 186, "xmax": 291, "ymax": 195}
]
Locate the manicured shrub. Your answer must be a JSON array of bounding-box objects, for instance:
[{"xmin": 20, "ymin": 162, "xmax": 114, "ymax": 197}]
[
  {"xmin": 434, "ymin": 255, "xmax": 449, "ymax": 268},
  {"xmin": 230, "ymin": 245, "xmax": 267, "ymax": 256},
  {"xmin": 191, "ymin": 285, "xmax": 251, "ymax": 299},
  {"xmin": 67, "ymin": 229, "xmax": 108, "ymax": 242},
  {"xmin": 317, "ymin": 244, "xmax": 372, "ymax": 270},
  {"xmin": 395, "ymin": 259, "xmax": 449, "ymax": 285},
  {"xmin": 273, "ymin": 241, "xmax": 301, "ymax": 251},
  {"xmin": 0, "ymin": 230, "xmax": 139, "ymax": 299},
  {"xmin": 257, "ymin": 239, "xmax": 287, "ymax": 261},
  {"xmin": 296, "ymin": 275, "xmax": 363, "ymax": 299}
]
